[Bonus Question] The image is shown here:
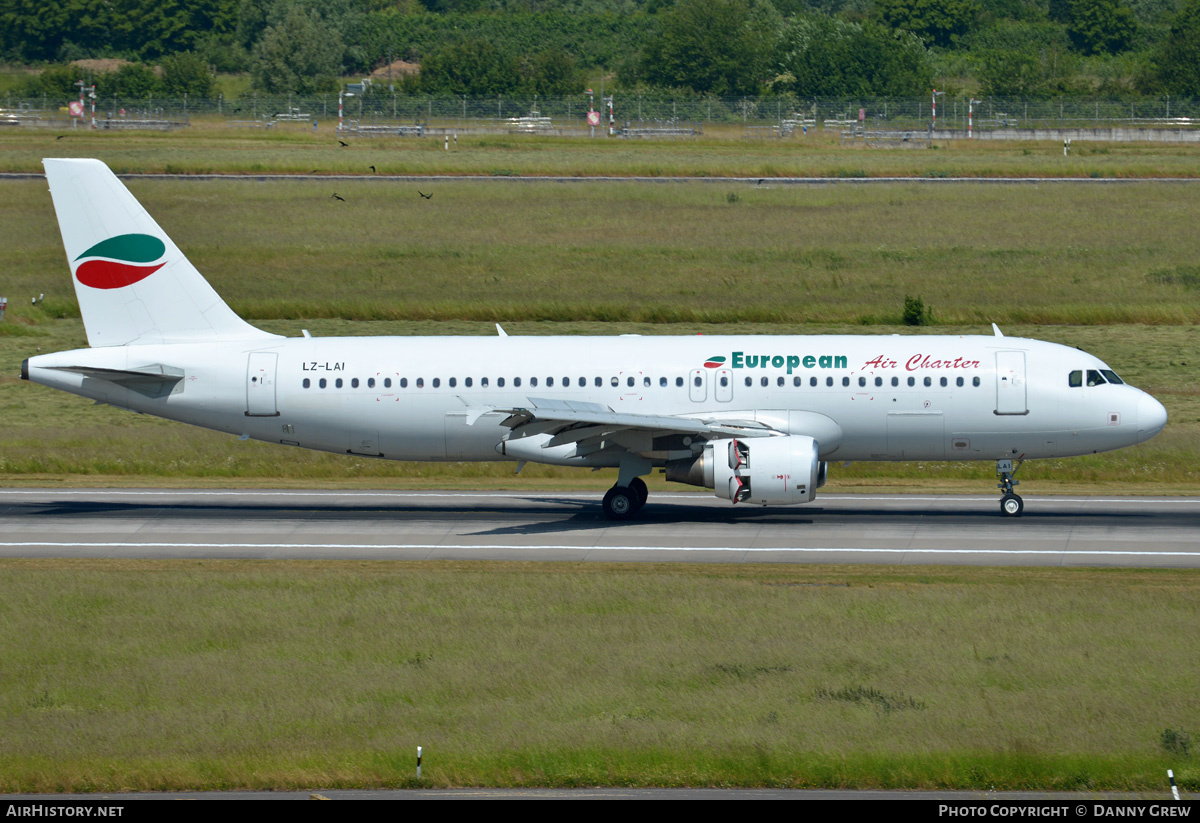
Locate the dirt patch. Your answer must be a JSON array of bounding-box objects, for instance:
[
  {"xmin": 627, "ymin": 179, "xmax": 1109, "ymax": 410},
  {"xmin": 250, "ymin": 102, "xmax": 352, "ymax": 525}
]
[
  {"xmin": 70, "ymin": 59, "xmax": 134, "ymax": 73},
  {"xmin": 369, "ymin": 60, "xmax": 420, "ymax": 79}
]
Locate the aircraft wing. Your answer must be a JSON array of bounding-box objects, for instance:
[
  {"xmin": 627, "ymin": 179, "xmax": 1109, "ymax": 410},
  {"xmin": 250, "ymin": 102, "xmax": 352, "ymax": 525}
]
[{"xmin": 490, "ymin": 396, "xmax": 777, "ymax": 444}]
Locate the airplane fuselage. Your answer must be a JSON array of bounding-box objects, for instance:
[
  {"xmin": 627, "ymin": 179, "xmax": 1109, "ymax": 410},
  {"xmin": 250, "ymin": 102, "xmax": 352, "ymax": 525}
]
[{"xmin": 26, "ymin": 333, "xmax": 1163, "ymax": 467}]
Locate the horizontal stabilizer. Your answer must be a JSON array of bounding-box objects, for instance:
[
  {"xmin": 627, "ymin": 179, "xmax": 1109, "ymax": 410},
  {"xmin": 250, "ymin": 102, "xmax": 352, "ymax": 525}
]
[{"xmin": 49, "ymin": 363, "xmax": 184, "ymax": 398}]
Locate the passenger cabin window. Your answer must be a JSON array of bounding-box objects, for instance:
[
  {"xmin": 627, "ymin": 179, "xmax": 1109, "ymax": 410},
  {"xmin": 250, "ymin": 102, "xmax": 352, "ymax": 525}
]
[
  {"xmin": 761, "ymin": 377, "xmax": 769, "ymax": 387},
  {"xmin": 513, "ymin": 377, "xmax": 521, "ymax": 387},
  {"xmin": 660, "ymin": 377, "xmax": 668, "ymax": 387},
  {"xmin": 465, "ymin": 377, "xmax": 473, "ymax": 387},
  {"xmin": 400, "ymin": 378, "xmax": 407, "ymax": 388},
  {"xmin": 351, "ymin": 378, "xmax": 359, "ymax": 388},
  {"xmin": 481, "ymin": 377, "xmax": 488, "ymax": 388},
  {"xmin": 384, "ymin": 378, "xmax": 392, "ymax": 388},
  {"xmin": 335, "ymin": 378, "xmax": 343, "ymax": 388},
  {"xmin": 497, "ymin": 377, "xmax": 505, "ymax": 387},
  {"xmin": 695, "ymin": 376, "xmax": 703, "ymax": 388},
  {"xmin": 745, "ymin": 377, "xmax": 752, "ymax": 387},
  {"xmin": 416, "ymin": 378, "xmax": 424, "ymax": 388},
  {"xmin": 842, "ymin": 377, "xmax": 850, "ymax": 387},
  {"xmin": 367, "ymin": 378, "xmax": 375, "ymax": 389},
  {"xmin": 675, "ymin": 377, "xmax": 684, "ymax": 387},
  {"xmin": 449, "ymin": 377, "xmax": 456, "ymax": 388},
  {"xmin": 303, "ymin": 378, "xmax": 311, "ymax": 388},
  {"xmin": 794, "ymin": 376, "xmax": 801, "ymax": 387},
  {"xmin": 432, "ymin": 378, "xmax": 440, "ymax": 388},
  {"xmin": 319, "ymin": 378, "xmax": 327, "ymax": 388},
  {"xmin": 891, "ymin": 377, "xmax": 898, "ymax": 387},
  {"xmin": 530, "ymin": 377, "xmax": 537, "ymax": 387}
]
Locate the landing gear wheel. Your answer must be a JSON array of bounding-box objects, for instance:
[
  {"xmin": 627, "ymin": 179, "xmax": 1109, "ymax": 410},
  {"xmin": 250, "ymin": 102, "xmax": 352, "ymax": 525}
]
[
  {"xmin": 602, "ymin": 486, "xmax": 637, "ymax": 521},
  {"xmin": 996, "ymin": 457, "xmax": 1026, "ymax": 518},
  {"xmin": 628, "ymin": 477, "xmax": 649, "ymax": 511}
]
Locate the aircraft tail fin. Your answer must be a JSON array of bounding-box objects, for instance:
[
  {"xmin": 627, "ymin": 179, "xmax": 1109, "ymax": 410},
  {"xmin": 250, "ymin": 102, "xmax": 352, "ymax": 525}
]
[{"xmin": 43, "ymin": 158, "xmax": 279, "ymax": 348}]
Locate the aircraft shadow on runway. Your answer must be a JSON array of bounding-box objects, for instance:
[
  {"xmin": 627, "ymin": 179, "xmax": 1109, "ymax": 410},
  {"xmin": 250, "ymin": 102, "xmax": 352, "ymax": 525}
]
[{"xmin": 9, "ymin": 497, "xmax": 1185, "ymax": 542}]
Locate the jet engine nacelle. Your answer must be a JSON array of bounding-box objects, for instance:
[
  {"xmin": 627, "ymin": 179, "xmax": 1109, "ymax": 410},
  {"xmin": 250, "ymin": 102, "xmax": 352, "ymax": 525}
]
[{"xmin": 665, "ymin": 435, "xmax": 823, "ymax": 506}]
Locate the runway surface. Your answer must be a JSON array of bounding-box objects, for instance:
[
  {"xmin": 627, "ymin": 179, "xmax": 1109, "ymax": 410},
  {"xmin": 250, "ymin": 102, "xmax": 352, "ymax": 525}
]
[{"xmin": 0, "ymin": 489, "xmax": 1197, "ymax": 567}]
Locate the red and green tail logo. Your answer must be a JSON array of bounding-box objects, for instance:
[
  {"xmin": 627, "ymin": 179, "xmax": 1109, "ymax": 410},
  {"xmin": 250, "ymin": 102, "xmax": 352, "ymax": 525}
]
[
  {"xmin": 703, "ymin": 355, "xmax": 727, "ymax": 369},
  {"xmin": 73, "ymin": 234, "xmax": 167, "ymax": 289}
]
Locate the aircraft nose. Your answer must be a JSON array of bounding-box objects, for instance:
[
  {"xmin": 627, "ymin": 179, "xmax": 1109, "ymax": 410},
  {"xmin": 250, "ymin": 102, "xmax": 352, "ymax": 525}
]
[{"xmin": 1137, "ymin": 393, "xmax": 1167, "ymax": 442}]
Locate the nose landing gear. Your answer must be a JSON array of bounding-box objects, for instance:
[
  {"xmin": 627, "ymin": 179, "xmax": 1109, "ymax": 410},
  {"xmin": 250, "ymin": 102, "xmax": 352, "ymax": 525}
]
[{"xmin": 997, "ymin": 457, "xmax": 1025, "ymax": 517}]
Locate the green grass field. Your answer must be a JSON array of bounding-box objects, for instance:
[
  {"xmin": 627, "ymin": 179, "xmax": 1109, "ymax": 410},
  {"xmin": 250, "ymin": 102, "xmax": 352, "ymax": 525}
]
[
  {"xmin": 0, "ymin": 560, "xmax": 1197, "ymax": 792},
  {"xmin": 6, "ymin": 178, "xmax": 1200, "ymax": 327}
]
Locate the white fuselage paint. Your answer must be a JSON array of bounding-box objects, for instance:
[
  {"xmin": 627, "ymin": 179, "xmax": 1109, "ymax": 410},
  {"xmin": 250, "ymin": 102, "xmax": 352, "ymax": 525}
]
[{"xmin": 26, "ymin": 333, "xmax": 1164, "ymax": 467}]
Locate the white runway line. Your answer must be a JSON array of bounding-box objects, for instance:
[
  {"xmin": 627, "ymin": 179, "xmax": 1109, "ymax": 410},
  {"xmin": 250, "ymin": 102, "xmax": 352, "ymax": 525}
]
[{"xmin": 2, "ymin": 541, "xmax": 1199, "ymax": 557}]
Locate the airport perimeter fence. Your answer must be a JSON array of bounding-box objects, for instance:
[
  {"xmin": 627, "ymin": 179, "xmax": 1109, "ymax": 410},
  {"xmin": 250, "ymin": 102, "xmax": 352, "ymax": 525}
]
[{"xmin": 5, "ymin": 92, "xmax": 1200, "ymax": 134}]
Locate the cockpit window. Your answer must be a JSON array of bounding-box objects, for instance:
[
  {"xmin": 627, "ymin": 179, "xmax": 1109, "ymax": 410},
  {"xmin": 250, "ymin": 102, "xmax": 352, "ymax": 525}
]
[
  {"xmin": 1069, "ymin": 370, "xmax": 1082, "ymax": 388},
  {"xmin": 1100, "ymin": 369, "xmax": 1124, "ymax": 385},
  {"xmin": 1086, "ymin": 369, "xmax": 1106, "ymax": 387}
]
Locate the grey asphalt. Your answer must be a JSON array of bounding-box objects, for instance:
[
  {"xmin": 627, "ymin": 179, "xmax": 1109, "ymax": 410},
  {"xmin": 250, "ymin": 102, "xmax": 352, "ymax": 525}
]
[{"xmin": 0, "ymin": 489, "xmax": 1196, "ymax": 567}]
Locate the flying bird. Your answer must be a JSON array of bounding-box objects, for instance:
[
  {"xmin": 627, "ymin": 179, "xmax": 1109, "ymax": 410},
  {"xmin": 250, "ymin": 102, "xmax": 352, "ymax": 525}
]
[
  {"xmin": 331, "ymin": 194, "xmax": 345, "ymax": 201},
  {"xmin": 369, "ymin": 165, "xmax": 376, "ymax": 173},
  {"xmin": 338, "ymin": 140, "xmax": 348, "ymax": 147},
  {"xmin": 56, "ymin": 135, "xmax": 66, "ymax": 140},
  {"xmin": 418, "ymin": 191, "xmax": 432, "ymax": 200}
]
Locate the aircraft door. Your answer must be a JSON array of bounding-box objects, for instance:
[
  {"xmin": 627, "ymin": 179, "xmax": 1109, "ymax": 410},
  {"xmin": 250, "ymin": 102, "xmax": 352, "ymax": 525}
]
[
  {"xmin": 715, "ymin": 369, "xmax": 733, "ymax": 402},
  {"xmin": 689, "ymin": 369, "xmax": 707, "ymax": 402},
  {"xmin": 246, "ymin": 352, "xmax": 279, "ymax": 416},
  {"xmin": 995, "ymin": 351, "xmax": 1028, "ymax": 415}
]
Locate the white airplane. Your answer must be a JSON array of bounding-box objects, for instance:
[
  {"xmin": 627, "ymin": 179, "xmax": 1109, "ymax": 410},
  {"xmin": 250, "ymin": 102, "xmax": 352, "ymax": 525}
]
[{"xmin": 22, "ymin": 159, "xmax": 1168, "ymax": 519}]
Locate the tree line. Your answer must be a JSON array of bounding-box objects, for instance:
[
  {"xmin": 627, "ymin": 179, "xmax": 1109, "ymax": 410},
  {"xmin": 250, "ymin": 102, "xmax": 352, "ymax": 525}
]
[{"xmin": 5, "ymin": 0, "xmax": 1200, "ymax": 99}]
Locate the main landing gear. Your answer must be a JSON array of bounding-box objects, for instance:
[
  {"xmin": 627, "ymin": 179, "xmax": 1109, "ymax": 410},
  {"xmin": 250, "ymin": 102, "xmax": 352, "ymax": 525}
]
[
  {"xmin": 602, "ymin": 477, "xmax": 649, "ymax": 520},
  {"xmin": 997, "ymin": 457, "xmax": 1025, "ymax": 517}
]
